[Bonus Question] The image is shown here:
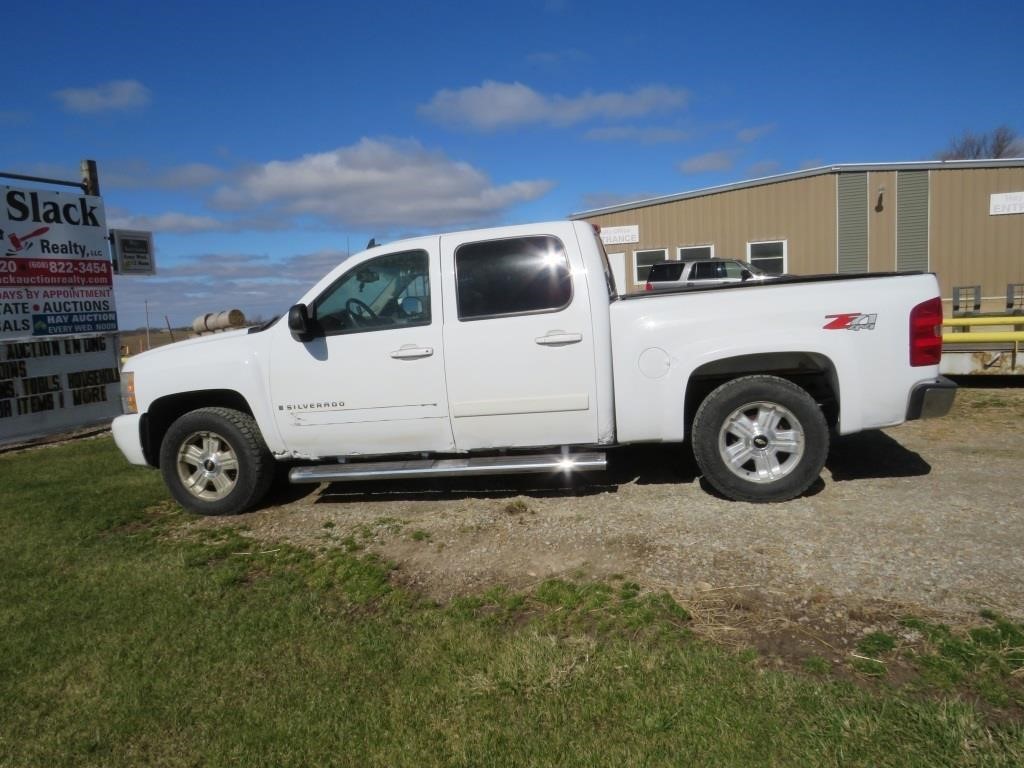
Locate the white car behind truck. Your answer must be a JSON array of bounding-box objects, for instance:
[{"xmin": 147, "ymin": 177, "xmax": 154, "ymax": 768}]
[{"xmin": 113, "ymin": 220, "xmax": 955, "ymax": 515}]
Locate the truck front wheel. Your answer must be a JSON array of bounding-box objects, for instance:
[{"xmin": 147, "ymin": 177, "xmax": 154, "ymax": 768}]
[
  {"xmin": 159, "ymin": 407, "xmax": 274, "ymax": 516},
  {"xmin": 691, "ymin": 375, "xmax": 828, "ymax": 503}
]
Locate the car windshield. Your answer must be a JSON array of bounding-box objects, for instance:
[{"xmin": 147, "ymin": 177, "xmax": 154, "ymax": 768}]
[{"xmin": 745, "ymin": 263, "xmax": 775, "ymax": 277}]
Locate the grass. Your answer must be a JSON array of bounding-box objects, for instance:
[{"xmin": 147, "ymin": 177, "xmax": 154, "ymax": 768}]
[{"xmin": 1, "ymin": 438, "xmax": 1023, "ymax": 766}]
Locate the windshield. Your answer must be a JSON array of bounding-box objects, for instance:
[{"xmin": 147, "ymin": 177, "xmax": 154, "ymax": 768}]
[{"xmin": 745, "ymin": 262, "xmax": 775, "ymax": 277}]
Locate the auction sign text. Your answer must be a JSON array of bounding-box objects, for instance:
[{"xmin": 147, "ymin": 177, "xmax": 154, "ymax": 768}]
[{"xmin": 0, "ymin": 184, "xmax": 120, "ymax": 443}]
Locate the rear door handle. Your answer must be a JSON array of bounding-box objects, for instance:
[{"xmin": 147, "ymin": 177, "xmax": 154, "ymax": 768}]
[
  {"xmin": 535, "ymin": 331, "xmax": 583, "ymax": 346},
  {"xmin": 390, "ymin": 345, "xmax": 434, "ymax": 359}
]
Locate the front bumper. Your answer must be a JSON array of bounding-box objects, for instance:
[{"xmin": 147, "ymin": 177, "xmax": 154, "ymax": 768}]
[
  {"xmin": 112, "ymin": 413, "xmax": 148, "ymax": 466},
  {"xmin": 906, "ymin": 376, "xmax": 957, "ymax": 420}
]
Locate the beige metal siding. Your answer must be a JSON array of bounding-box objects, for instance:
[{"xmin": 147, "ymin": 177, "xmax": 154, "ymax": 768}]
[
  {"xmin": 585, "ymin": 174, "xmax": 837, "ymax": 292},
  {"xmin": 930, "ymin": 166, "xmax": 1024, "ymax": 309},
  {"xmin": 897, "ymin": 171, "xmax": 929, "ymax": 272},
  {"xmin": 837, "ymin": 173, "xmax": 868, "ymax": 273},
  {"xmin": 583, "ymin": 163, "xmax": 1024, "ymax": 308}
]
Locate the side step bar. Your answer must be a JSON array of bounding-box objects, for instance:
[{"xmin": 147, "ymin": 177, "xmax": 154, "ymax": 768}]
[{"xmin": 289, "ymin": 451, "xmax": 606, "ymax": 484}]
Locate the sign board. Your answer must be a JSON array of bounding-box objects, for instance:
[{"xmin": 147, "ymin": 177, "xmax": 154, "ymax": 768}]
[
  {"xmin": 0, "ymin": 184, "xmax": 120, "ymax": 444},
  {"xmin": 1, "ymin": 185, "xmax": 116, "ymax": 342},
  {"xmin": 110, "ymin": 228, "xmax": 155, "ymax": 275},
  {"xmin": 599, "ymin": 225, "xmax": 640, "ymax": 246},
  {"xmin": 1, "ymin": 334, "xmax": 121, "ymax": 443},
  {"xmin": 990, "ymin": 191, "xmax": 1024, "ymax": 216}
]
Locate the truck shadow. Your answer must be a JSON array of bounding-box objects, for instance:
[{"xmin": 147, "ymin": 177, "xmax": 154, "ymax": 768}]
[
  {"xmin": 262, "ymin": 432, "xmax": 929, "ymax": 508},
  {"xmin": 825, "ymin": 430, "xmax": 931, "ymax": 481},
  {"xmin": 306, "ymin": 444, "xmax": 699, "ymax": 505}
]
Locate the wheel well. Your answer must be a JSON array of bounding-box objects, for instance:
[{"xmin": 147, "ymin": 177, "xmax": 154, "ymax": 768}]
[
  {"xmin": 141, "ymin": 390, "xmax": 253, "ymax": 466},
  {"xmin": 684, "ymin": 353, "xmax": 839, "ymax": 434}
]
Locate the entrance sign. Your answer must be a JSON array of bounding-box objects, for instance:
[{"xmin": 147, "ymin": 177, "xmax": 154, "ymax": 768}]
[
  {"xmin": 990, "ymin": 191, "xmax": 1024, "ymax": 216},
  {"xmin": 599, "ymin": 225, "xmax": 640, "ymax": 246}
]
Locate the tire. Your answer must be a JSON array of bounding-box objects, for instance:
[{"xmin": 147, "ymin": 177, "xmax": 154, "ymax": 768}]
[
  {"xmin": 691, "ymin": 375, "xmax": 828, "ymax": 503},
  {"xmin": 159, "ymin": 407, "xmax": 274, "ymax": 516}
]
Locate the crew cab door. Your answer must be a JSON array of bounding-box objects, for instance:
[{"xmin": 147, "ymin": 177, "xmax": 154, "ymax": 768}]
[
  {"xmin": 439, "ymin": 228, "xmax": 599, "ymax": 450},
  {"xmin": 269, "ymin": 240, "xmax": 454, "ymax": 457}
]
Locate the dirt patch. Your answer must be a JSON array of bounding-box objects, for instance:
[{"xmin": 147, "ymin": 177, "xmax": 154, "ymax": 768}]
[{"xmin": 192, "ymin": 387, "xmax": 1024, "ymax": 643}]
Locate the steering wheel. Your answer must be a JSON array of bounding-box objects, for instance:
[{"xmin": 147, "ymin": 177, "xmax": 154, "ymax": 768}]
[{"xmin": 346, "ymin": 297, "xmax": 378, "ymax": 324}]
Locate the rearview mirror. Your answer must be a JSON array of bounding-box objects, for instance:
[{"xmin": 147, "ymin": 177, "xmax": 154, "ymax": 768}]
[{"xmin": 288, "ymin": 303, "xmax": 313, "ymax": 342}]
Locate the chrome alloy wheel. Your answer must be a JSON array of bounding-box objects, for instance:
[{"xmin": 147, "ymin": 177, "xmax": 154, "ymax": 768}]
[
  {"xmin": 717, "ymin": 400, "xmax": 805, "ymax": 484},
  {"xmin": 175, "ymin": 430, "xmax": 240, "ymax": 501}
]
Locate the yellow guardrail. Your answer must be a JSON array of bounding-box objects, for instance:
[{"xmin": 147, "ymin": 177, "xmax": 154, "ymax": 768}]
[
  {"xmin": 943, "ymin": 316, "xmax": 1024, "ymax": 327},
  {"xmin": 942, "ymin": 315, "xmax": 1024, "ymax": 343}
]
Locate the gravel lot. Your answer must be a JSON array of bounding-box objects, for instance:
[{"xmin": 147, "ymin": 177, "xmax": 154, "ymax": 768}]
[{"xmin": 196, "ymin": 386, "xmax": 1024, "ymax": 641}]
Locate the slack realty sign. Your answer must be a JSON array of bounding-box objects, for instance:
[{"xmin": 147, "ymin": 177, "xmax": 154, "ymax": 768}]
[
  {"xmin": 1, "ymin": 184, "xmax": 120, "ymax": 444},
  {"xmin": 3, "ymin": 187, "xmax": 108, "ymax": 260}
]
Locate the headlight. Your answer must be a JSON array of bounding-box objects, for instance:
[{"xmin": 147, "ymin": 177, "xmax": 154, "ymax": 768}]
[{"xmin": 121, "ymin": 372, "xmax": 137, "ymax": 414}]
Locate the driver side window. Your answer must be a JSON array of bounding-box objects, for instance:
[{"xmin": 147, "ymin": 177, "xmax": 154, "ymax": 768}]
[{"xmin": 312, "ymin": 249, "xmax": 431, "ymax": 336}]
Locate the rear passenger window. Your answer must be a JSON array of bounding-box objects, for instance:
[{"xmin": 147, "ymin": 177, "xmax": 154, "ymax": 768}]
[
  {"xmin": 650, "ymin": 263, "xmax": 685, "ymax": 281},
  {"xmin": 456, "ymin": 236, "xmax": 572, "ymax": 320},
  {"xmin": 690, "ymin": 262, "xmax": 724, "ymax": 280}
]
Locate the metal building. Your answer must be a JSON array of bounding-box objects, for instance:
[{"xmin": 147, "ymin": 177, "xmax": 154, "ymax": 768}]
[{"xmin": 572, "ymin": 159, "xmax": 1024, "ymax": 314}]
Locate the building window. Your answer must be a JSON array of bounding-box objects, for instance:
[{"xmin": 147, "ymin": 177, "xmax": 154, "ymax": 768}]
[
  {"xmin": 455, "ymin": 235, "xmax": 572, "ymax": 321},
  {"xmin": 633, "ymin": 249, "xmax": 668, "ymax": 284},
  {"xmin": 678, "ymin": 245, "xmax": 714, "ymax": 261},
  {"xmin": 747, "ymin": 240, "xmax": 787, "ymax": 275}
]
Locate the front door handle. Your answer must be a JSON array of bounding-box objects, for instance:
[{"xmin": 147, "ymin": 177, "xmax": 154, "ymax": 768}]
[
  {"xmin": 535, "ymin": 331, "xmax": 583, "ymax": 346},
  {"xmin": 390, "ymin": 345, "xmax": 434, "ymax": 359}
]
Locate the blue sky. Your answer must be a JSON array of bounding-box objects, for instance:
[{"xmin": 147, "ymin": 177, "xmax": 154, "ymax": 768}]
[{"xmin": 2, "ymin": 0, "xmax": 1021, "ymax": 328}]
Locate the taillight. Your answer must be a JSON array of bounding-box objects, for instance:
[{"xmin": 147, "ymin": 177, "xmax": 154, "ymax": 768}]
[
  {"xmin": 645, "ymin": 281, "xmax": 653, "ymax": 291},
  {"xmin": 910, "ymin": 297, "xmax": 943, "ymax": 366}
]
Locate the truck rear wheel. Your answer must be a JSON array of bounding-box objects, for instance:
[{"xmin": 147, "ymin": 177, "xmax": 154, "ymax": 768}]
[
  {"xmin": 691, "ymin": 375, "xmax": 828, "ymax": 503},
  {"xmin": 159, "ymin": 407, "xmax": 274, "ymax": 516}
]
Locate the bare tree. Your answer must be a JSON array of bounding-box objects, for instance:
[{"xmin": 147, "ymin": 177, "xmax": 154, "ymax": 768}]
[{"xmin": 937, "ymin": 125, "xmax": 1024, "ymax": 160}]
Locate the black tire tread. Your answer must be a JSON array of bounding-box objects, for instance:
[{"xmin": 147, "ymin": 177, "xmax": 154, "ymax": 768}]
[
  {"xmin": 691, "ymin": 375, "xmax": 829, "ymax": 503},
  {"xmin": 159, "ymin": 406, "xmax": 274, "ymax": 516}
]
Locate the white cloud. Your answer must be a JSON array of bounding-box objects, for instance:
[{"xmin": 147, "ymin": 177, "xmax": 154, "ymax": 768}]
[
  {"xmin": 158, "ymin": 163, "xmax": 226, "ymax": 188},
  {"xmin": 107, "ymin": 210, "xmax": 226, "ymax": 234},
  {"xmin": 114, "ymin": 249, "xmax": 352, "ymax": 330},
  {"xmin": 104, "ymin": 161, "xmax": 227, "ymax": 190},
  {"xmin": 747, "ymin": 160, "xmax": 782, "ymax": 177},
  {"xmin": 679, "ymin": 150, "xmax": 739, "ymax": 174},
  {"xmin": 737, "ymin": 123, "xmax": 775, "ymax": 143},
  {"xmin": 54, "ymin": 80, "xmax": 150, "ymax": 113},
  {"xmin": 584, "ymin": 125, "xmax": 691, "ymax": 143},
  {"xmin": 212, "ymin": 138, "xmax": 554, "ymax": 229},
  {"xmin": 419, "ymin": 81, "xmax": 689, "ymax": 131}
]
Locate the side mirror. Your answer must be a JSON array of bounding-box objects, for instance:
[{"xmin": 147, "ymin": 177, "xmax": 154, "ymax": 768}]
[
  {"xmin": 288, "ymin": 303, "xmax": 313, "ymax": 342},
  {"xmin": 741, "ymin": 270, "xmax": 753, "ymax": 282}
]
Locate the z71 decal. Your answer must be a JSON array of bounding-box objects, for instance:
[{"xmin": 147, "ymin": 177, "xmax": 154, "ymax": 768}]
[{"xmin": 823, "ymin": 313, "xmax": 878, "ymax": 331}]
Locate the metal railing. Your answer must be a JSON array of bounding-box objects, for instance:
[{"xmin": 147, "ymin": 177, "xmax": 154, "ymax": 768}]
[{"xmin": 943, "ymin": 315, "xmax": 1024, "ymax": 344}]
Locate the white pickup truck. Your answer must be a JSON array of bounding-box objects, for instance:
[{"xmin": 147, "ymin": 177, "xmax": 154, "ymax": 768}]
[{"xmin": 113, "ymin": 220, "xmax": 955, "ymax": 515}]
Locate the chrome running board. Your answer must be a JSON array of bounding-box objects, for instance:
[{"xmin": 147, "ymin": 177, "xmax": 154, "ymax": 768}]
[{"xmin": 289, "ymin": 451, "xmax": 606, "ymax": 484}]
